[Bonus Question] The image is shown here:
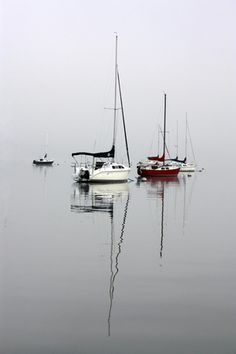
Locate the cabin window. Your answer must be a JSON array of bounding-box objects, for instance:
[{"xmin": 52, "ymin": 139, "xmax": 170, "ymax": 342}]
[{"xmin": 95, "ymin": 161, "xmax": 104, "ymax": 170}]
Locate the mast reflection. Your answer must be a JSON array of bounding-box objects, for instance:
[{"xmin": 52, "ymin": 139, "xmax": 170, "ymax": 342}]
[
  {"xmin": 108, "ymin": 193, "xmax": 129, "ymax": 336},
  {"xmin": 143, "ymin": 174, "xmax": 195, "ymax": 260},
  {"xmin": 144, "ymin": 177, "xmax": 180, "ymax": 260},
  {"xmin": 71, "ymin": 182, "xmax": 130, "ymax": 336}
]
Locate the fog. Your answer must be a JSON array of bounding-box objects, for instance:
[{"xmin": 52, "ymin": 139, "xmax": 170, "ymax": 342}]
[{"xmin": 1, "ymin": 0, "xmax": 236, "ymax": 169}]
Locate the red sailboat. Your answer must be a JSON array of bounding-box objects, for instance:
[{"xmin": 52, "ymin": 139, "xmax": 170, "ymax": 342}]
[{"xmin": 137, "ymin": 93, "xmax": 180, "ymax": 178}]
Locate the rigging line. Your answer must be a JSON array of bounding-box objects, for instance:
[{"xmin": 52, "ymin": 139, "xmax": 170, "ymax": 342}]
[
  {"xmin": 185, "ymin": 113, "xmax": 188, "ymax": 159},
  {"xmin": 117, "ymin": 69, "xmax": 131, "ymax": 167},
  {"xmin": 187, "ymin": 120, "xmax": 197, "ymax": 164},
  {"xmin": 148, "ymin": 102, "xmax": 163, "ymax": 154},
  {"xmin": 158, "ymin": 124, "xmax": 171, "ymax": 159},
  {"xmin": 176, "ymin": 120, "xmax": 179, "ymax": 157}
]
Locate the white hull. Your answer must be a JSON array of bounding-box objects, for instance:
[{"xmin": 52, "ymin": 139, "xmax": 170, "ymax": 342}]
[
  {"xmin": 167, "ymin": 161, "xmax": 196, "ymax": 172},
  {"xmin": 73, "ymin": 162, "xmax": 130, "ymax": 183},
  {"xmin": 179, "ymin": 164, "xmax": 196, "ymax": 172}
]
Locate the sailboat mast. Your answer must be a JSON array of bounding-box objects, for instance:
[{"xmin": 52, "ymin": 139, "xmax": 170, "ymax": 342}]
[
  {"xmin": 162, "ymin": 93, "xmax": 167, "ymax": 164},
  {"xmin": 158, "ymin": 126, "xmax": 160, "ymax": 156},
  {"xmin": 176, "ymin": 120, "xmax": 179, "ymax": 158},
  {"xmin": 185, "ymin": 112, "xmax": 188, "ymax": 159},
  {"xmin": 187, "ymin": 117, "xmax": 197, "ymax": 164},
  {"xmin": 112, "ymin": 34, "xmax": 118, "ymax": 157},
  {"xmin": 45, "ymin": 131, "xmax": 49, "ymax": 154}
]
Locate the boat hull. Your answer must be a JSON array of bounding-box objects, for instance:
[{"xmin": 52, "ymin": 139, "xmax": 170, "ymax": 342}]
[
  {"xmin": 137, "ymin": 166, "xmax": 180, "ymax": 178},
  {"xmin": 73, "ymin": 165, "xmax": 130, "ymax": 183},
  {"xmin": 180, "ymin": 165, "xmax": 196, "ymax": 172},
  {"xmin": 33, "ymin": 160, "xmax": 54, "ymax": 165}
]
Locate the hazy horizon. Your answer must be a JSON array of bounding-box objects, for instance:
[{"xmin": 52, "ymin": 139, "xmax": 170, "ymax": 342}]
[{"xmin": 1, "ymin": 0, "xmax": 236, "ymax": 169}]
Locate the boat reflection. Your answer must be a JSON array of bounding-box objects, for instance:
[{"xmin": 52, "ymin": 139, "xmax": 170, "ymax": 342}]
[
  {"xmin": 32, "ymin": 164, "xmax": 53, "ymax": 172},
  {"xmin": 143, "ymin": 176, "xmax": 179, "ymax": 204},
  {"xmin": 142, "ymin": 177, "xmax": 180, "ymax": 260},
  {"xmin": 71, "ymin": 183, "xmax": 130, "ymax": 336},
  {"xmin": 142, "ymin": 175, "xmax": 195, "ymax": 260},
  {"xmin": 71, "ymin": 183, "xmax": 129, "ymax": 214},
  {"xmin": 32, "ymin": 162, "xmax": 54, "ymax": 198}
]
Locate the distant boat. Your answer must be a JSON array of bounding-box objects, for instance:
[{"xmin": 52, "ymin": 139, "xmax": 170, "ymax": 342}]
[
  {"xmin": 167, "ymin": 116, "xmax": 196, "ymax": 172},
  {"xmin": 172, "ymin": 160, "xmax": 196, "ymax": 173},
  {"xmin": 72, "ymin": 35, "xmax": 130, "ymax": 183},
  {"xmin": 33, "ymin": 153, "xmax": 54, "ymax": 165},
  {"xmin": 33, "ymin": 132, "xmax": 54, "ymax": 165},
  {"xmin": 137, "ymin": 93, "xmax": 180, "ymax": 178}
]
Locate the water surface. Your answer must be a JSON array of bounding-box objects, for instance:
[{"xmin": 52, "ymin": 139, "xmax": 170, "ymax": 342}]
[{"xmin": 0, "ymin": 162, "xmax": 235, "ymax": 354}]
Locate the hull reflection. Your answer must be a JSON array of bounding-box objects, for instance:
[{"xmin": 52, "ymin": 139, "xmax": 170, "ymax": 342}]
[{"xmin": 71, "ymin": 182, "xmax": 129, "ymax": 214}]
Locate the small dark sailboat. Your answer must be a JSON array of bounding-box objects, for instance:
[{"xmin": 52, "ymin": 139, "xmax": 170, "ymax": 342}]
[
  {"xmin": 33, "ymin": 153, "xmax": 54, "ymax": 165},
  {"xmin": 166, "ymin": 115, "xmax": 196, "ymax": 172},
  {"xmin": 137, "ymin": 93, "xmax": 180, "ymax": 178}
]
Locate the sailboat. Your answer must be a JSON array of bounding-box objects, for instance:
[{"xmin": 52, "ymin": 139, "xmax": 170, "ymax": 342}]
[
  {"xmin": 33, "ymin": 133, "xmax": 54, "ymax": 165},
  {"xmin": 33, "ymin": 153, "xmax": 54, "ymax": 165},
  {"xmin": 72, "ymin": 35, "xmax": 130, "ymax": 183},
  {"xmin": 137, "ymin": 93, "xmax": 180, "ymax": 177},
  {"xmin": 168, "ymin": 116, "xmax": 196, "ymax": 172}
]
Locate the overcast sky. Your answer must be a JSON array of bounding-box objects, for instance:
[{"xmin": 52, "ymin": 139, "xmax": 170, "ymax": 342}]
[{"xmin": 1, "ymin": 0, "xmax": 236, "ymax": 167}]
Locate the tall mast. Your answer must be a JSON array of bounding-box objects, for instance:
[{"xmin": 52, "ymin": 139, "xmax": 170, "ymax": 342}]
[
  {"xmin": 187, "ymin": 117, "xmax": 197, "ymax": 164},
  {"xmin": 112, "ymin": 34, "xmax": 118, "ymax": 156},
  {"xmin": 158, "ymin": 126, "xmax": 160, "ymax": 155},
  {"xmin": 185, "ymin": 112, "xmax": 188, "ymax": 159},
  {"xmin": 176, "ymin": 120, "xmax": 179, "ymax": 158},
  {"xmin": 162, "ymin": 93, "xmax": 167, "ymax": 164},
  {"xmin": 45, "ymin": 131, "xmax": 49, "ymax": 154}
]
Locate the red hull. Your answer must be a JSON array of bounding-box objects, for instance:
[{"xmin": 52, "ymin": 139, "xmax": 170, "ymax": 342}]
[{"xmin": 137, "ymin": 166, "xmax": 180, "ymax": 177}]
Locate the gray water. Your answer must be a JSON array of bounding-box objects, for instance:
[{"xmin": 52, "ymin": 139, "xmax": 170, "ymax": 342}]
[{"xmin": 0, "ymin": 162, "xmax": 236, "ymax": 354}]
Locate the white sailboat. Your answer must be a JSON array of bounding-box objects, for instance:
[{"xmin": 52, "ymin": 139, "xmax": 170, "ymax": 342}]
[
  {"xmin": 72, "ymin": 35, "xmax": 130, "ymax": 183},
  {"xmin": 169, "ymin": 115, "xmax": 196, "ymax": 172}
]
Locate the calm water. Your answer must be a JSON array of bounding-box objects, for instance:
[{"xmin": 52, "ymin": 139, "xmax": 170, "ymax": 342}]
[{"xmin": 0, "ymin": 161, "xmax": 236, "ymax": 354}]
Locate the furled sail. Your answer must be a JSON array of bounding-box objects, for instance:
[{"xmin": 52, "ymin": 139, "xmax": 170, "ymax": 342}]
[
  {"xmin": 170, "ymin": 156, "xmax": 186, "ymax": 163},
  {"xmin": 148, "ymin": 154, "xmax": 165, "ymax": 162}
]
